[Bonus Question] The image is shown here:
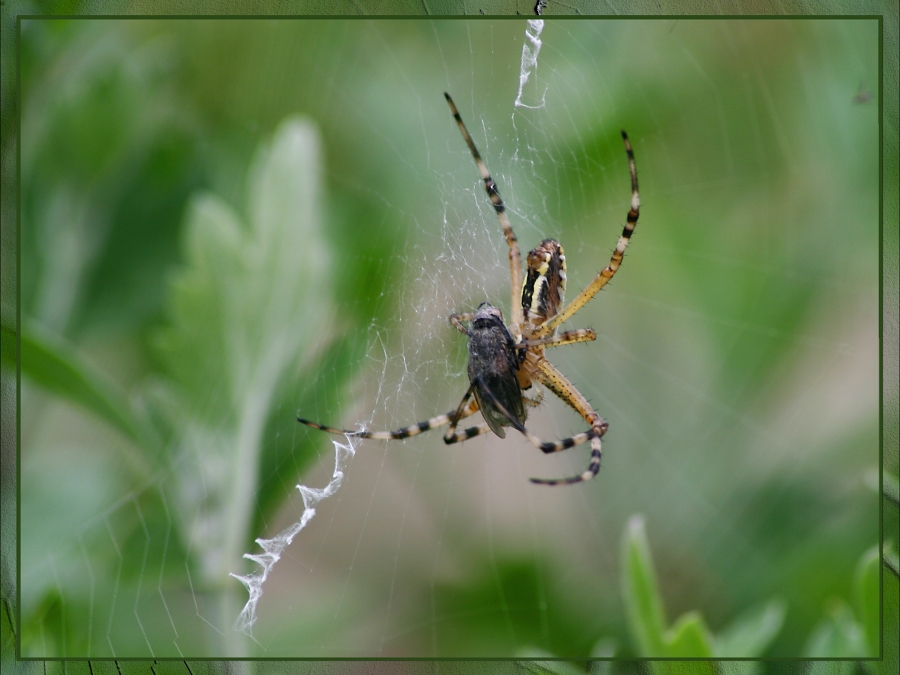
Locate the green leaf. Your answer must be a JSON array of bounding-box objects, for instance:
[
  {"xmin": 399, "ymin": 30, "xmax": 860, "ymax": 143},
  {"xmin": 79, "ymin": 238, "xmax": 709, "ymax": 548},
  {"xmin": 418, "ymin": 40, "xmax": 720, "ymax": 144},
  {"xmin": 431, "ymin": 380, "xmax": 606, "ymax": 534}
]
[
  {"xmin": 804, "ymin": 599, "xmax": 867, "ymax": 658},
  {"xmin": 715, "ymin": 663, "xmax": 765, "ymax": 675},
  {"xmin": 621, "ymin": 515, "xmax": 667, "ymax": 656},
  {"xmin": 251, "ymin": 333, "xmax": 364, "ymax": 534},
  {"xmin": 714, "ymin": 598, "xmax": 786, "ymax": 657},
  {"xmin": 589, "ymin": 636, "xmax": 617, "ymax": 659},
  {"xmin": 151, "ymin": 117, "xmax": 335, "ymax": 585},
  {"xmin": 854, "ymin": 546, "xmax": 880, "ymax": 658},
  {"xmin": 13, "ymin": 322, "xmax": 154, "ymax": 481},
  {"xmin": 663, "ymin": 611, "xmax": 715, "ymax": 658}
]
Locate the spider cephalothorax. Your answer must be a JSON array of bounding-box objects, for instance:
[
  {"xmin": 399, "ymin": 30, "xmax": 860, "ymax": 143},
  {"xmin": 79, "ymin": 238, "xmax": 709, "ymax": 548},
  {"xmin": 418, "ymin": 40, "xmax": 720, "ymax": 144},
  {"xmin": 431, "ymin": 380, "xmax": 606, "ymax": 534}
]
[{"xmin": 298, "ymin": 93, "xmax": 640, "ymax": 485}]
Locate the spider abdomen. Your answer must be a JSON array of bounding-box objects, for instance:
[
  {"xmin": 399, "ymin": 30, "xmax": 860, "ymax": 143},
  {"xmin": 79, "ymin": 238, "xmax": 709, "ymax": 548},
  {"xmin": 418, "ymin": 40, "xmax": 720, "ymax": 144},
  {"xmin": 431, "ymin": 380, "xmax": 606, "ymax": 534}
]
[{"xmin": 522, "ymin": 239, "xmax": 567, "ymax": 330}]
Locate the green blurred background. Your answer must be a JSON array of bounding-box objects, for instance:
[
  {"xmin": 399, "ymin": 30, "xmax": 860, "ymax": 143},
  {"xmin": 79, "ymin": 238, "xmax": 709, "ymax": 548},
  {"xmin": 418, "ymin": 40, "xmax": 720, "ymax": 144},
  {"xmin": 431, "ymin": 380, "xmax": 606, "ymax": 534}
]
[{"xmin": 13, "ymin": 18, "xmax": 885, "ymax": 660}]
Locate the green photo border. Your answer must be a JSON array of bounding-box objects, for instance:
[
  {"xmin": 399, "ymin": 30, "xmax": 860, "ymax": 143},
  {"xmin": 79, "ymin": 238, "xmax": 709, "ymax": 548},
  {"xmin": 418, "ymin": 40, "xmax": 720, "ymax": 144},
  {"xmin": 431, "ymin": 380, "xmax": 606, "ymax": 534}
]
[{"xmin": 2, "ymin": 2, "xmax": 896, "ymax": 674}]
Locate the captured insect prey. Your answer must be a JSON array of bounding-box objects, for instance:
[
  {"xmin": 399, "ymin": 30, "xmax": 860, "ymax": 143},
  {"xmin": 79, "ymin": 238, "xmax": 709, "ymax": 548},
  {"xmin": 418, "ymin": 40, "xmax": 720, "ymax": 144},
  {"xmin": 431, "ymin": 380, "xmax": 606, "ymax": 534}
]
[
  {"xmin": 297, "ymin": 92, "xmax": 641, "ymax": 485},
  {"xmin": 464, "ymin": 303, "xmax": 526, "ymax": 440}
]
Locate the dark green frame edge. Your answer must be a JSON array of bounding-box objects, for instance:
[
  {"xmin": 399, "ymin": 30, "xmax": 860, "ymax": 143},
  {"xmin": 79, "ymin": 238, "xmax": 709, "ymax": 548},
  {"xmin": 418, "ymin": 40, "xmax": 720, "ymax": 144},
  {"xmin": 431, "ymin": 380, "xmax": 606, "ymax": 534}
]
[{"xmin": 0, "ymin": 0, "xmax": 900, "ymax": 675}]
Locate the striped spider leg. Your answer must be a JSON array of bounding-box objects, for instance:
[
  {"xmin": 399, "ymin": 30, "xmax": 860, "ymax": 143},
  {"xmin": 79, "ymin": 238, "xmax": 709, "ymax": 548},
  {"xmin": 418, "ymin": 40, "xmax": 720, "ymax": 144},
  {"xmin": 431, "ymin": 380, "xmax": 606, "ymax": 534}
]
[
  {"xmin": 534, "ymin": 131, "xmax": 640, "ymax": 339},
  {"xmin": 445, "ymin": 93, "xmax": 523, "ymax": 330},
  {"xmin": 298, "ymin": 384, "xmax": 491, "ymax": 446}
]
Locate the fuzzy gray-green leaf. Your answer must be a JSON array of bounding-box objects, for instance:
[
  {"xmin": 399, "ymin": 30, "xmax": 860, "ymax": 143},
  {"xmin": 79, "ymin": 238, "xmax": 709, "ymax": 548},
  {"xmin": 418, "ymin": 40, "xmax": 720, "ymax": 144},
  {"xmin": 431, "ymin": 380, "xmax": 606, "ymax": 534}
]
[
  {"xmin": 151, "ymin": 118, "xmax": 334, "ymax": 584},
  {"xmin": 714, "ymin": 598, "xmax": 786, "ymax": 657},
  {"xmin": 621, "ymin": 515, "xmax": 667, "ymax": 657},
  {"xmin": 663, "ymin": 611, "xmax": 715, "ymax": 658}
]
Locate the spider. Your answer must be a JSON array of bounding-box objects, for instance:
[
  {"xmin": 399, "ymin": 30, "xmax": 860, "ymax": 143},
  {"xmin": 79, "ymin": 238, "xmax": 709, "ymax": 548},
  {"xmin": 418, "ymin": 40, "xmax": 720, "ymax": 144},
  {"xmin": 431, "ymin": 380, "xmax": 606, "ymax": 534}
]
[{"xmin": 298, "ymin": 93, "xmax": 640, "ymax": 485}]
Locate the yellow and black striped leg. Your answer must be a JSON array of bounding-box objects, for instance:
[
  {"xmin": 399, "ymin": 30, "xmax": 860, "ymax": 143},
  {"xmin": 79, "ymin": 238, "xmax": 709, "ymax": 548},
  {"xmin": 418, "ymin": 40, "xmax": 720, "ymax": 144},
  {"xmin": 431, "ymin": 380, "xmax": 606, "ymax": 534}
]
[
  {"xmin": 444, "ymin": 423, "xmax": 493, "ymax": 444},
  {"xmin": 298, "ymin": 391, "xmax": 481, "ymax": 442},
  {"xmin": 528, "ymin": 360, "xmax": 609, "ymax": 485},
  {"xmin": 445, "ymin": 93, "xmax": 524, "ymax": 327},
  {"xmin": 516, "ymin": 328, "xmax": 596, "ymax": 351},
  {"xmin": 527, "ymin": 430, "xmax": 603, "ymax": 485},
  {"xmin": 442, "ymin": 385, "xmax": 485, "ymax": 444},
  {"xmin": 538, "ymin": 131, "xmax": 640, "ymax": 338}
]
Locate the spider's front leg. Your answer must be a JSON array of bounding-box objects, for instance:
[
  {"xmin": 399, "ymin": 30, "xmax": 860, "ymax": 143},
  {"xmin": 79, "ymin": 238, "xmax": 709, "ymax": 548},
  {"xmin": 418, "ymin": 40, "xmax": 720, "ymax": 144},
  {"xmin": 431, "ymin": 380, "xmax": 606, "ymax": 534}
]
[
  {"xmin": 445, "ymin": 93, "xmax": 523, "ymax": 327},
  {"xmin": 537, "ymin": 131, "xmax": 640, "ymax": 338},
  {"xmin": 449, "ymin": 312, "xmax": 473, "ymax": 335}
]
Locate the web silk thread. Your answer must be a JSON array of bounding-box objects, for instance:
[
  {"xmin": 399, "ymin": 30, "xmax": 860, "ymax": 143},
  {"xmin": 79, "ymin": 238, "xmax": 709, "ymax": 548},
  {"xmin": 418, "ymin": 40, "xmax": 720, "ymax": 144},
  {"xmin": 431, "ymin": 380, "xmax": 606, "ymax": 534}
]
[
  {"xmin": 515, "ymin": 20, "xmax": 546, "ymax": 110},
  {"xmin": 231, "ymin": 436, "xmax": 358, "ymax": 634}
]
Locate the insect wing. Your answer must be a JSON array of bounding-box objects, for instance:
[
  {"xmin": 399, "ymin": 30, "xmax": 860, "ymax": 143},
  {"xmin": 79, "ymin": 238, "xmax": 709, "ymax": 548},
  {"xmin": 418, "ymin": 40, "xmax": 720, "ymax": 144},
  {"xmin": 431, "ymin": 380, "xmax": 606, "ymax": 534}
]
[
  {"xmin": 474, "ymin": 386, "xmax": 508, "ymax": 438},
  {"xmin": 474, "ymin": 370, "xmax": 526, "ymax": 439}
]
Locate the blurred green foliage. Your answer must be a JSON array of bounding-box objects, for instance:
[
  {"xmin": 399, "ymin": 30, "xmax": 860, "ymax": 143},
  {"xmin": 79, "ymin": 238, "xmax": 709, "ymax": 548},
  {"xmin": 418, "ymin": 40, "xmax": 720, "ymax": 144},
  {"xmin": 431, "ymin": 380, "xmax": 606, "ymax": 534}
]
[
  {"xmin": 11, "ymin": 18, "xmax": 887, "ymax": 663},
  {"xmin": 621, "ymin": 515, "xmax": 785, "ymax": 662}
]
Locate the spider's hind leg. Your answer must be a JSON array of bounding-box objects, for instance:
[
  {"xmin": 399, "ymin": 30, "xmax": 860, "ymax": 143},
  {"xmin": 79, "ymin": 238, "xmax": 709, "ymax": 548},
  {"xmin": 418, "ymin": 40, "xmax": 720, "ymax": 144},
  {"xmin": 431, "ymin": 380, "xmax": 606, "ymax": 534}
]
[
  {"xmin": 527, "ymin": 360, "xmax": 609, "ymax": 485},
  {"xmin": 471, "ymin": 375, "xmax": 601, "ymax": 485}
]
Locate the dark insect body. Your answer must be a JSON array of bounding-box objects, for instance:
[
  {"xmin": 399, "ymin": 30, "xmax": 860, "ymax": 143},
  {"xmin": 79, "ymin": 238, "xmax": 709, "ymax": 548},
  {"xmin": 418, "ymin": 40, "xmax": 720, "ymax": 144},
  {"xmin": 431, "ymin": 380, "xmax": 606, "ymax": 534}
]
[{"xmin": 465, "ymin": 303, "xmax": 526, "ymax": 438}]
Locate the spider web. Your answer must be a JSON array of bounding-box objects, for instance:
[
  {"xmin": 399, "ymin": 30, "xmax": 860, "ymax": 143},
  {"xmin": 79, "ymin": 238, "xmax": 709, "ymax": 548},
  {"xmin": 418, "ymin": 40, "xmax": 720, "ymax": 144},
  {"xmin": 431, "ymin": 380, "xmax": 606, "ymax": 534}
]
[{"xmin": 17, "ymin": 18, "xmax": 882, "ymax": 659}]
